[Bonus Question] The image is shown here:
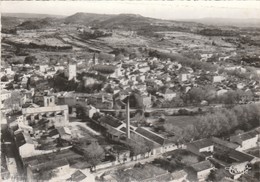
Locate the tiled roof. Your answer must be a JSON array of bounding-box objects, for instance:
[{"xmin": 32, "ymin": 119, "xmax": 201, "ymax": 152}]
[
  {"xmin": 15, "ymin": 132, "xmax": 34, "ymax": 147},
  {"xmin": 236, "ymin": 131, "xmax": 258, "ymax": 141},
  {"xmin": 228, "ymin": 149, "xmax": 255, "ymax": 162},
  {"xmin": 191, "ymin": 161, "xmax": 214, "ymax": 172},
  {"xmin": 135, "ymin": 127, "xmax": 165, "ymax": 145},
  {"xmin": 189, "ymin": 139, "xmax": 213, "ymax": 149},
  {"xmin": 171, "ymin": 170, "xmax": 188, "ymax": 180},
  {"xmin": 99, "ymin": 115, "xmax": 122, "ymax": 128},
  {"xmin": 211, "ymin": 137, "xmax": 239, "ymax": 149}
]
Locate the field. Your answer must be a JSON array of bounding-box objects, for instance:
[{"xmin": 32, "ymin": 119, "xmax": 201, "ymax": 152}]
[{"xmin": 164, "ymin": 115, "xmax": 199, "ymax": 129}]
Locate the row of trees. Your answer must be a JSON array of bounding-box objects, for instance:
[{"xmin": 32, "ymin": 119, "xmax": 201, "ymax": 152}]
[
  {"xmin": 164, "ymin": 104, "xmax": 260, "ymax": 143},
  {"xmin": 148, "ymin": 50, "xmax": 217, "ymax": 72},
  {"xmin": 80, "ymin": 30, "xmax": 112, "ymax": 40},
  {"xmin": 160, "ymin": 85, "xmax": 254, "ymax": 108}
]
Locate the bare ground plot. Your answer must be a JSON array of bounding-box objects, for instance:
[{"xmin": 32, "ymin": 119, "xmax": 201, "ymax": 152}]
[
  {"xmin": 155, "ymin": 31, "xmax": 236, "ymax": 52},
  {"xmin": 164, "ymin": 115, "xmax": 199, "ymax": 129},
  {"xmin": 68, "ymin": 122, "xmax": 97, "ymax": 140}
]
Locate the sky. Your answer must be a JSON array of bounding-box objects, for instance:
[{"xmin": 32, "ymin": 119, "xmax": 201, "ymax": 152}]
[{"xmin": 1, "ymin": 1, "xmax": 260, "ymax": 20}]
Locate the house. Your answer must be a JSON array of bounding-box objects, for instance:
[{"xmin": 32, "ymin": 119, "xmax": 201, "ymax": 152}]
[
  {"xmin": 85, "ymin": 105, "xmax": 100, "ymax": 118},
  {"xmin": 179, "ymin": 74, "xmax": 190, "ymax": 82},
  {"xmin": 171, "ymin": 170, "xmax": 188, "ymax": 182},
  {"xmin": 187, "ymin": 139, "xmax": 214, "ymax": 158},
  {"xmin": 39, "ymin": 65, "xmax": 48, "ymax": 73},
  {"xmin": 138, "ymin": 66, "xmax": 150, "ymax": 73},
  {"xmin": 211, "ymin": 137, "xmax": 241, "ymax": 151},
  {"xmin": 213, "ymin": 75, "xmax": 225, "ymax": 83},
  {"xmin": 0, "ymin": 89, "xmax": 11, "ymax": 103},
  {"xmin": 57, "ymin": 127, "xmax": 72, "ymax": 141},
  {"xmin": 230, "ymin": 130, "xmax": 258, "ymax": 151},
  {"xmin": 142, "ymin": 94, "xmax": 152, "ymax": 108},
  {"xmin": 191, "ymin": 160, "xmax": 214, "ymax": 181},
  {"xmin": 162, "ymin": 88, "xmax": 177, "ymax": 101},
  {"xmin": 14, "ymin": 132, "xmax": 35, "ymax": 158}
]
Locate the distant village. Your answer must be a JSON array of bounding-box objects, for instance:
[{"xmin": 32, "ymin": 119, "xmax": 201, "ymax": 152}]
[{"xmin": 1, "ymin": 49, "xmax": 260, "ymax": 182}]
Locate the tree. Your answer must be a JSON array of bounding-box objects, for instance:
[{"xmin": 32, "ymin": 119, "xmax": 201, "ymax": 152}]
[
  {"xmin": 129, "ymin": 135, "xmax": 148, "ymax": 156},
  {"xmin": 24, "ymin": 56, "xmax": 37, "ymax": 64},
  {"xmin": 98, "ymin": 52, "xmax": 114, "ymax": 62},
  {"xmin": 83, "ymin": 142, "xmax": 105, "ymax": 170},
  {"xmin": 4, "ymin": 91, "xmax": 21, "ymax": 111},
  {"xmin": 144, "ymin": 139, "xmax": 155, "ymax": 156},
  {"xmin": 185, "ymin": 87, "xmax": 206, "ymax": 105},
  {"xmin": 1, "ymin": 75, "xmax": 8, "ymax": 82},
  {"xmin": 114, "ymin": 53, "xmax": 125, "ymax": 62}
]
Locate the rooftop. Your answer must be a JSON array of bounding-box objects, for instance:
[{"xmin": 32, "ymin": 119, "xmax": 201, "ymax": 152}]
[
  {"xmin": 99, "ymin": 115, "xmax": 123, "ymax": 128},
  {"xmin": 171, "ymin": 170, "xmax": 188, "ymax": 180},
  {"xmin": 188, "ymin": 138, "xmax": 214, "ymax": 149},
  {"xmin": 211, "ymin": 137, "xmax": 239, "ymax": 149},
  {"xmin": 135, "ymin": 127, "xmax": 165, "ymax": 145},
  {"xmin": 67, "ymin": 170, "xmax": 87, "ymax": 182},
  {"xmin": 228, "ymin": 149, "xmax": 255, "ymax": 162},
  {"xmin": 233, "ymin": 130, "xmax": 258, "ymax": 141},
  {"xmin": 15, "ymin": 132, "xmax": 34, "ymax": 147},
  {"xmin": 191, "ymin": 160, "xmax": 214, "ymax": 172}
]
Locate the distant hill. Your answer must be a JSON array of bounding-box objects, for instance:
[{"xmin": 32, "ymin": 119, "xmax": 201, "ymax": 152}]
[
  {"xmin": 64, "ymin": 12, "xmax": 203, "ymax": 32},
  {"xmin": 1, "ymin": 16, "xmax": 23, "ymax": 29},
  {"xmin": 2, "ymin": 13, "xmax": 65, "ymax": 19},
  {"xmin": 180, "ymin": 18, "xmax": 260, "ymax": 28},
  {"xmin": 17, "ymin": 18, "xmax": 53, "ymax": 30},
  {"xmin": 64, "ymin": 12, "xmax": 114, "ymax": 25},
  {"xmin": 98, "ymin": 14, "xmax": 153, "ymax": 29}
]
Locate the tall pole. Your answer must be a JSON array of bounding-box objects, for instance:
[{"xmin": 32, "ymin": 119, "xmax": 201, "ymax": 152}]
[{"xmin": 126, "ymin": 96, "xmax": 130, "ymax": 139}]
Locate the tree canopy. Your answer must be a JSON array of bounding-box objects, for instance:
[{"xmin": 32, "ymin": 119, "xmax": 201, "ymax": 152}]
[{"xmin": 83, "ymin": 142, "xmax": 105, "ymax": 168}]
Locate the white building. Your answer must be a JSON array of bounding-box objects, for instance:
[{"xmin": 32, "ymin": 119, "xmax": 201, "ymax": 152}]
[
  {"xmin": 65, "ymin": 64, "xmax": 77, "ymax": 80},
  {"xmin": 213, "ymin": 75, "xmax": 225, "ymax": 83},
  {"xmin": 191, "ymin": 161, "xmax": 214, "ymax": 181},
  {"xmin": 230, "ymin": 130, "xmax": 259, "ymax": 151}
]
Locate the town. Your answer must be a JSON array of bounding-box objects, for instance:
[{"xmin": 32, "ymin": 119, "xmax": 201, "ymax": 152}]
[{"xmin": 1, "ymin": 2, "xmax": 260, "ymax": 182}]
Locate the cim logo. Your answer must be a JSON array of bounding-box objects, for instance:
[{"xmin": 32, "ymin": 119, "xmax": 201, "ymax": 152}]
[{"xmin": 225, "ymin": 164, "xmax": 251, "ymax": 175}]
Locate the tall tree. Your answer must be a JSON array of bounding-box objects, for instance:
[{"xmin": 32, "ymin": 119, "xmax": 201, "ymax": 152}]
[{"xmin": 83, "ymin": 142, "xmax": 105, "ymax": 170}]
